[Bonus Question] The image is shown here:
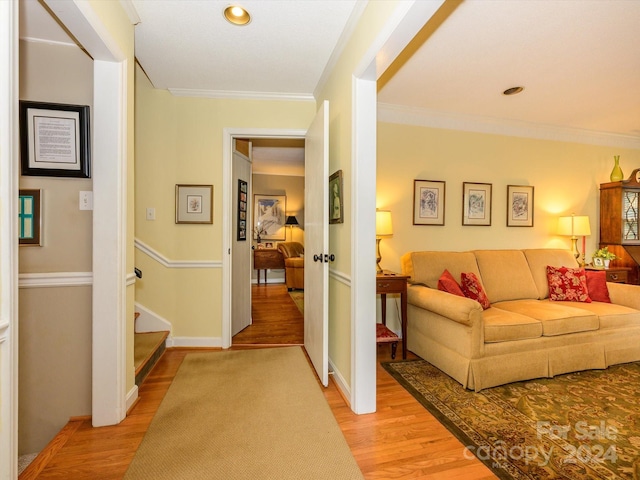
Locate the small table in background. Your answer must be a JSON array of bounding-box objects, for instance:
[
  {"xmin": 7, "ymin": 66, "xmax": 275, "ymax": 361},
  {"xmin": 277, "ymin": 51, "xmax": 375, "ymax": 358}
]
[
  {"xmin": 253, "ymin": 249, "xmax": 284, "ymax": 284},
  {"xmin": 376, "ymin": 271, "xmax": 409, "ymax": 359},
  {"xmin": 585, "ymin": 266, "xmax": 631, "ymax": 284}
]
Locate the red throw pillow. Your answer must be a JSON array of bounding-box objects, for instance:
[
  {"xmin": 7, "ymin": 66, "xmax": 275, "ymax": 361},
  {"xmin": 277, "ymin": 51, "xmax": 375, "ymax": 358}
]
[
  {"xmin": 460, "ymin": 272, "xmax": 491, "ymax": 309},
  {"xmin": 585, "ymin": 270, "xmax": 611, "ymax": 303},
  {"xmin": 437, "ymin": 269, "xmax": 465, "ymax": 297},
  {"xmin": 546, "ymin": 265, "xmax": 591, "ymax": 303}
]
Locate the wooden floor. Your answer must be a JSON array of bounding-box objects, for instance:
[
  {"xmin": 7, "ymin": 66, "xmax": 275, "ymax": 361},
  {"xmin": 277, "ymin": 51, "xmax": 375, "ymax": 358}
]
[{"xmin": 20, "ymin": 284, "xmax": 495, "ymax": 480}]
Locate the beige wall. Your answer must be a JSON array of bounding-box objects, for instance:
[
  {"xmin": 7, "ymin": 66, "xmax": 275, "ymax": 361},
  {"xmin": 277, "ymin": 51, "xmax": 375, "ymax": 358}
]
[
  {"xmin": 134, "ymin": 65, "xmax": 315, "ymax": 338},
  {"xmin": 18, "ymin": 40, "xmax": 93, "ymax": 453},
  {"xmin": 376, "ymin": 121, "xmax": 640, "ymax": 333}
]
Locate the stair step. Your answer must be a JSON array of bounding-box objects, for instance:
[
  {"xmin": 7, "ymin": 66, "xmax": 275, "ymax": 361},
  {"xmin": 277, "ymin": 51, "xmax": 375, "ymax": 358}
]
[{"xmin": 134, "ymin": 331, "xmax": 169, "ymax": 386}]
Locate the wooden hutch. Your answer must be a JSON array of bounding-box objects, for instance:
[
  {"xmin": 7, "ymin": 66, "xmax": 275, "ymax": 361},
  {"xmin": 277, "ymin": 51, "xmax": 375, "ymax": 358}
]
[{"xmin": 599, "ymin": 168, "xmax": 640, "ymax": 284}]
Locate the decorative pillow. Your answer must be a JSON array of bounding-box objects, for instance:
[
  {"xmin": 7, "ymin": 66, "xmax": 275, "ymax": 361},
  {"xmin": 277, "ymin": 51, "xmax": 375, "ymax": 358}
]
[
  {"xmin": 460, "ymin": 272, "xmax": 491, "ymax": 309},
  {"xmin": 585, "ymin": 270, "xmax": 611, "ymax": 303},
  {"xmin": 546, "ymin": 265, "xmax": 591, "ymax": 303},
  {"xmin": 437, "ymin": 269, "xmax": 465, "ymax": 297}
]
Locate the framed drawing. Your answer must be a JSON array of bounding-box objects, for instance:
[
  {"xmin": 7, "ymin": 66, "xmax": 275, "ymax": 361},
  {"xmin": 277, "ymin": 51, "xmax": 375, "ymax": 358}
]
[
  {"xmin": 593, "ymin": 257, "xmax": 605, "ymax": 268},
  {"xmin": 254, "ymin": 194, "xmax": 286, "ymax": 240},
  {"xmin": 175, "ymin": 184, "xmax": 213, "ymax": 224},
  {"xmin": 507, "ymin": 185, "xmax": 534, "ymax": 227},
  {"xmin": 413, "ymin": 179, "xmax": 445, "ymax": 226},
  {"xmin": 462, "ymin": 182, "xmax": 492, "ymax": 226},
  {"xmin": 19, "ymin": 101, "xmax": 91, "ymax": 178},
  {"xmin": 237, "ymin": 179, "xmax": 247, "ymax": 240},
  {"xmin": 329, "ymin": 170, "xmax": 344, "ymax": 224},
  {"xmin": 19, "ymin": 189, "xmax": 42, "ymax": 246}
]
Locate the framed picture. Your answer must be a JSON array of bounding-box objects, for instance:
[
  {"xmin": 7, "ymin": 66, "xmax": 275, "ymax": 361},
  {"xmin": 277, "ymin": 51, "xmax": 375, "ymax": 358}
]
[
  {"xmin": 19, "ymin": 101, "xmax": 91, "ymax": 178},
  {"xmin": 593, "ymin": 257, "xmax": 605, "ymax": 268},
  {"xmin": 329, "ymin": 170, "xmax": 344, "ymax": 224},
  {"xmin": 237, "ymin": 179, "xmax": 247, "ymax": 240},
  {"xmin": 175, "ymin": 184, "xmax": 213, "ymax": 224},
  {"xmin": 254, "ymin": 194, "xmax": 286, "ymax": 240},
  {"xmin": 413, "ymin": 179, "xmax": 446, "ymax": 226},
  {"xmin": 507, "ymin": 185, "xmax": 534, "ymax": 227},
  {"xmin": 19, "ymin": 189, "xmax": 42, "ymax": 246},
  {"xmin": 462, "ymin": 182, "xmax": 492, "ymax": 226},
  {"xmin": 265, "ymin": 242, "xmax": 274, "ymax": 249}
]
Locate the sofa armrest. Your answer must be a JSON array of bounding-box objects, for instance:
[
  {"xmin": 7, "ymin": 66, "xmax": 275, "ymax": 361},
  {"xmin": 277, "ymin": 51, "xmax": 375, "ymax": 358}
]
[
  {"xmin": 407, "ymin": 285, "xmax": 483, "ymax": 326},
  {"xmin": 607, "ymin": 282, "xmax": 640, "ymax": 309}
]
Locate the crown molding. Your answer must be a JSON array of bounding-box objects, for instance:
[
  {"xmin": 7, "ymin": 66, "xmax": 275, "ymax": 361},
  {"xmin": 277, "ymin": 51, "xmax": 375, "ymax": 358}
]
[
  {"xmin": 378, "ymin": 103, "xmax": 640, "ymax": 150},
  {"xmin": 135, "ymin": 238, "xmax": 221, "ymax": 269},
  {"xmin": 168, "ymin": 88, "xmax": 314, "ymax": 102},
  {"xmin": 119, "ymin": 0, "xmax": 141, "ymax": 25}
]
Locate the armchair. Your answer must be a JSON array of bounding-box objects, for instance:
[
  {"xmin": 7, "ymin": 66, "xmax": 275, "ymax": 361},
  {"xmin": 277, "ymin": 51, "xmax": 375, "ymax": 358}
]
[{"xmin": 277, "ymin": 242, "xmax": 304, "ymax": 291}]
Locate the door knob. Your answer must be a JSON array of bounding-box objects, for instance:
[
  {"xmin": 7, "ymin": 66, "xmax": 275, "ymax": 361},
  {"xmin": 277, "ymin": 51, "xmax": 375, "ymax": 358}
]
[
  {"xmin": 324, "ymin": 254, "xmax": 335, "ymax": 263},
  {"xmin": 313, "ymin": 254, "xmax": 323, "ymax": 262}
]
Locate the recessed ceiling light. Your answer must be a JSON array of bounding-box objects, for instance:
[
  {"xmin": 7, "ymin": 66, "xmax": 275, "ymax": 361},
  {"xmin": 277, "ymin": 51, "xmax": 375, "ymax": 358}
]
[
  {"xmin": 503, "ymin": 86, "xmax": 524, "ymax": 96},
  {"xmin": 224, "ymin": 5, "xmax": 251, "ymax": 26}
]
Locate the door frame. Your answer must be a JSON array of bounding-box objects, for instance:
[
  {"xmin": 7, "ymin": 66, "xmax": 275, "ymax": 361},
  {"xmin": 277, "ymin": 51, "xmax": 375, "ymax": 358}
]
[{"xmin": 222, "ymin": 128, "xmax": 307, "ymax": 349}]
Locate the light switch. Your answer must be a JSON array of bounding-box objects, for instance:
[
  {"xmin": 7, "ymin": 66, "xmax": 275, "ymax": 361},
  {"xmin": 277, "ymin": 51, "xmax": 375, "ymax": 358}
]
[
  {"xmin": 79, "ymin": 191, "xmax": 93, "ymax": 210},
  {"xmin": 146, "ymin": 207, "xmax": 156, "ymax": 220}
]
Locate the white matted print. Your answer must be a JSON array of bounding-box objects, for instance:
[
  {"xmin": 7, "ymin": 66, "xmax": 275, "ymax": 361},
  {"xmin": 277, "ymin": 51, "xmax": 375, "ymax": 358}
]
[
  {"xmin": 175, "ymin": 184, "xmax": 213, "ymax": 224},
  {"xmin": 462, "ymin": 182, "xmax": 492, "ymax": 226},
  {"xmin": 507, "ymin": 185, "xmax": 534, "ymax": 227},
  {"xmin": 413, "ymin": 179, "xmax": 445, "ymax": 226}
]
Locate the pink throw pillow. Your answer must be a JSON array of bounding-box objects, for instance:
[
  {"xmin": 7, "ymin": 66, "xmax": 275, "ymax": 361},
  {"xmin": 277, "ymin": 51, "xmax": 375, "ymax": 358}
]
[
  {"xmin": 437, "ymin": 269, "xmax": 465, "ymax": 297},
  {"xmin": 585, "ymin": 270, "xmax": 611, "ymax": 303},
  {"xmin": 546, "ymin": 265, "xmax": 591, "ymax": 303},
  {"xmin": 460, "ymin": 272, "xmax": 491, "ymax": 309}
]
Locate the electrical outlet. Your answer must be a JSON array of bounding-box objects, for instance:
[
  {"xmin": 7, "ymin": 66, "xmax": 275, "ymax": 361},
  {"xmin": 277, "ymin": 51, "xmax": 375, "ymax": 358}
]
[
  {"xmin": 79, "ymin": 191, "xmax": 93, "ymax": 210},
  {"xmin": 146, "ymin": 207, "xmax": 156, "ymax": 220}
]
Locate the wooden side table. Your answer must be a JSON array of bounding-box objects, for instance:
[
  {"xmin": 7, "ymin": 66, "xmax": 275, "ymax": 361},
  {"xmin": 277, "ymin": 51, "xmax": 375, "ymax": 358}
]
[
  {"xmin": 254, "ymin": 249, "xmax": 284, "ymax": 284},
  {"xmin": 586, "ymin": 266, "xmax": 631, "ymax": 284},
  {"xmin": 377, "ymin": 271, "xmax": 409, "ymax": 359}
]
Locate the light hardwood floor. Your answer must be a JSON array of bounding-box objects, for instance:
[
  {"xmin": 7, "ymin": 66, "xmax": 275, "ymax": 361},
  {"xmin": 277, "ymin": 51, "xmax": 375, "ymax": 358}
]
[{"xmin": 20, "ymin": 284, "xmax": 495, "ymax": 479}]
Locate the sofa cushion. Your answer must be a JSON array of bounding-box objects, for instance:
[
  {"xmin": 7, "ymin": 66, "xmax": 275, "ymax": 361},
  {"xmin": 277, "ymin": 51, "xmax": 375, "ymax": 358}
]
[
  {"xmin": 401, "ymin": 251, "xmax": 481, "ymax": 289},
  {"xmin": 461, "ymin": 272, "xmax": 491, "ymax": 309},
  {"xmin": 492, "ymin": 300, "xmax": 599, "ymax": 336},
  {"xmin": 559, "ymin": 301, "xmax": 640, "ymax": 329},
  {"xmin": 546, "ymin": 265, "xmax": 591, "ymax": 303},
  {"xmin": 482, "ymin": 308, "xmax": 542, "ymax": 343},
  {"xmin": 474, "ymin": 250, "xmax": 539, "ymax": 303},
  {"xmin": 437, "ymin": 270, "xmax": 465, "ymax": 297},
  {"xmin": 585, "ymin": 270, "xmax": 611, "ymax": 303},
  {"xmin": 523, "ymin": 249, "xmax": 579, "ymax": 299}
]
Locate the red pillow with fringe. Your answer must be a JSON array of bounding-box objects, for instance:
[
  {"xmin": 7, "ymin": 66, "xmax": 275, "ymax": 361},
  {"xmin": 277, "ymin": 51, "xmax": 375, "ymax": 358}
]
[
  {"xmin": 460, "ymin": 272, "xmax": 491, "ymax": 309},
  {"xmin": 546, "ymin": 265, "xmax": 591, "ymax": 303}
]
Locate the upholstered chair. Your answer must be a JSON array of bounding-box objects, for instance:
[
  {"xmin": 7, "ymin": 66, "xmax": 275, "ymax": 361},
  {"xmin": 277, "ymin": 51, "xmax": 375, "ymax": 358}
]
[{"xmin": 277, "ymin": 242, "xmax": 304, "ymax": 291}]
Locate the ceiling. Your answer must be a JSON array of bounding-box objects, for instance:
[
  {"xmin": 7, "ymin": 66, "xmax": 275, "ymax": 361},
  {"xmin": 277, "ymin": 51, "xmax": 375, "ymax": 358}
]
[{"xmin": 19, "ymin": 0, "xmax": 640, "ymax": 166}]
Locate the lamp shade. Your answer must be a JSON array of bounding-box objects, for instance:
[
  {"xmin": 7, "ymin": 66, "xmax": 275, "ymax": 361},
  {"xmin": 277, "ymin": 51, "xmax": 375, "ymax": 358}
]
[
  {"xmin": 557, "ymin": 214, "xmax": 591, "ymax": 236},
  {"xmin": 285, "ymin": 215, "xmax": 299, "ymax": 226},
  {"xmin": 376, "ymin": 210, "xmax": 393, "ymax": 237}
]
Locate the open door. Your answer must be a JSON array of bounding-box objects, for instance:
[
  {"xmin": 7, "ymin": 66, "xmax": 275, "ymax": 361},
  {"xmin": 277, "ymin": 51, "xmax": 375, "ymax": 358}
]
[
  {"xmin": 231, "ymin": 139, "xmax": 253, "ymax": 336},
  {"xmin": 304, "ymin": 101, "xmax": 329, "ymax": 386}
]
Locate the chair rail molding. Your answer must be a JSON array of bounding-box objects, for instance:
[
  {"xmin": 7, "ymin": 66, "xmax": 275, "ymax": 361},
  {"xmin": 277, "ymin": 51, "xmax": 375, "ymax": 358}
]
[{"xmin": 135, "ymin": 238, "xmax": 222, "ymax": 269}]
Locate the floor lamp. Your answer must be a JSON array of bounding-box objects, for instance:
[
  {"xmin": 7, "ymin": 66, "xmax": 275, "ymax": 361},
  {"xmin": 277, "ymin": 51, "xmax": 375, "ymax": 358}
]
[
  {"xmin": 285, "ymin": 215, "xmax": 299, "ymax": 241},
  {"xmin": 376, "ymin": 210, "xmax": 393, "ymax": 273}
]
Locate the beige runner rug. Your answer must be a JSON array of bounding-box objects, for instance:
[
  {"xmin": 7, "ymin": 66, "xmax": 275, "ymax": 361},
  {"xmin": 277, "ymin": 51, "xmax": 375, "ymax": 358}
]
[{"xmin": 124, "ymin": 347, "xmax": 363, "ymax": 480}]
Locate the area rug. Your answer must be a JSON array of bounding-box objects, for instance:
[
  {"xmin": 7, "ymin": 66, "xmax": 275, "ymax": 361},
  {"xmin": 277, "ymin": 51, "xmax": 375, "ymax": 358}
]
[
  {"xmin": 383, "ymin": 359, "xmax": 640, "ymax": 480},
  {"xmin": 124, "ymin": 347, "xmax": 363, "ymax": 480},
  {"xmin": 289, "ymin": 290, "xmax": 304, "ymax": 314}
]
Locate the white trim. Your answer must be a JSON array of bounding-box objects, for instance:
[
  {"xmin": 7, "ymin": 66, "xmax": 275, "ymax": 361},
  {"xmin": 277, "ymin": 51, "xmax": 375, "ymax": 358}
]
[
  {"xmin": 378, "ymin": 103, "xmax": 640, "ymax": 150},
  {"xmin": 19, "ymin": 37, "xmax": 77, "ymax": 48},
  {"xmin": 328, "ymin": 357, "xmax": 351, "ymax": 406},
  {"xmin": 126, "ymin": 272, "xmax": 136, "ymax": 286},
  {"xmin": 119, "ymin": 0, "xmax": 141, "ymax": 25},
  {"xmin": 19, "ymin": 272, "xmax": 93, "ymax": 288},
  {"xmin": 166, "ymin": 336, "xmax": 222, "ymax": 348},
  {"xmin": 169, "ymin": 88, "xmax": 315, "ymax": 102},
  {"xmin": 329, "ymin": 268, "xmax": 351, "ymax": 287},
  {"xmin": 134, "ymin": 303, "xmax": 172, "ymax": 333},
  {"xmin": 126, "ymin": 385, "xmax": 138, "ymax": 412},
  {"xmin": 222, "ymin": 128, "xmax": 307, "ymax": 350},
  {"xmin": 135, "ymin": 238, "xmax": 222, "ymax": 268}
]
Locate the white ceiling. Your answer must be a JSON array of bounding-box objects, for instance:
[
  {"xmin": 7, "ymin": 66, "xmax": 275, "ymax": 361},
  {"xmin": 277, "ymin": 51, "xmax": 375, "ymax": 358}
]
[{"xmin": 19, "ymin": 0, "xmax": 640, "ymax": 164}]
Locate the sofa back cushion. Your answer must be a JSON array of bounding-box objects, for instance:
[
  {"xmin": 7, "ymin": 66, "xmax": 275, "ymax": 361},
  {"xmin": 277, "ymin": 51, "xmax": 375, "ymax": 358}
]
[
  {"xmin": 523, "ymin": 249, "xmax": 578, "ymax": 299},
  {"xmin": 401, "ymin": 251, "xmax": 480, "ymax": 289},
  {"xmin": 473, "ymin": 250, "xmax": 539, "ymax": 303}
]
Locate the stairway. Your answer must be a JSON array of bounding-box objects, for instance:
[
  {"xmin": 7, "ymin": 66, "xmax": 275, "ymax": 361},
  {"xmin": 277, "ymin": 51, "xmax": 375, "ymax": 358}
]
[{"xmin": 134, "ymin": 313, "xmax": 170, "ymax": 386}]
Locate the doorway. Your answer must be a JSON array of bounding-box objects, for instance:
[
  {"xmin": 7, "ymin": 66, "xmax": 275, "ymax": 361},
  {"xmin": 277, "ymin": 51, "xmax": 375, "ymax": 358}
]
[{"xmin": 229, "ymin": 135, "xmax": 306, "ymax": 346}]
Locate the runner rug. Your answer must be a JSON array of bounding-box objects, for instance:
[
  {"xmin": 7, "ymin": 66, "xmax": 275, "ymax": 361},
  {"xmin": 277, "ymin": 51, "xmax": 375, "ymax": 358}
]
[
  {"xmin": 125, "ymin": 347, "xmax": 363, "ymax": 480},
  {"xmin": 383, "ymin": 359, "xmax": 640, "ymax": 480}
]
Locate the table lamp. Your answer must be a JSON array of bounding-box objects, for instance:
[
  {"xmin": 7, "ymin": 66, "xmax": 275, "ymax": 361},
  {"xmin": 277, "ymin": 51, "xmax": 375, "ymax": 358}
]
[
  {"xmin": 558, "ymin": 214, "xmax": 591, "ymax": 266},
  {"xmin": 285, "ymin": 215, "xmax": 299, "ymax": 241},
  {"xmin": 376, "ymin": 209, "xmax": 393, "ymax": 273}
]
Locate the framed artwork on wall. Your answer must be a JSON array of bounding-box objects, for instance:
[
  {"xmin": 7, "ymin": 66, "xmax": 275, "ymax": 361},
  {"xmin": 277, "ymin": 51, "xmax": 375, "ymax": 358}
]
[
  {"xmin": 175, "ymin": 184, "xmax": 213, "ymax": 224},
  {"xmin": 462, "ymin": 182, "xmax": 492, "ymax": 226},
  {"xmin": 507, "ymin": 185, "xmax": 534, "ymax": 227},
  {"xmin": 237, "ymin": 179, "xmax": 247, "ymax": 240},
  {"xmin": 19, "ymin": 189, "xmax": 42, "ymax": 246},
  {"xmin": 329, "ymin": 170, "xmax": 344, "ymax": 224},
  {"xmin": 19, "ymin": 101, "xmax": 91, "ymax": 178},
  {"xmin": 413, "ymin": 179, "xmax": 446, "ymax": 226},
  {"xmin": 254, "ymin": 194, "xmax": 286, "ymax": 240}
]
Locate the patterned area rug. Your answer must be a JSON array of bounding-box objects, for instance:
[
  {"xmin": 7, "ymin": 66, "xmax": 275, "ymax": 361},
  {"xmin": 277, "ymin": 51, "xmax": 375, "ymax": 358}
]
[
  {"xmin": 289, "ymin": 290, "xmax": 303, "ymax": 314},
  {"xmin": 383, "ymin": 359, "xmax": 640, "ymax": 479}
]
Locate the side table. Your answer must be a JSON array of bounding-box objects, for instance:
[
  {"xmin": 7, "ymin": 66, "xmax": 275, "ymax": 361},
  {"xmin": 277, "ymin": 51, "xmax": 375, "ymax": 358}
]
[
  {"xmin": 254, "ymin": 249, "xmax": 284, "ymax": 284},
  {"xmin": 377, "ymin": 271, "xmax": 409, "ymax": 359},
  {"xmin": 585, "ymin": 266, "xmax": 631, "ymax": 284}
]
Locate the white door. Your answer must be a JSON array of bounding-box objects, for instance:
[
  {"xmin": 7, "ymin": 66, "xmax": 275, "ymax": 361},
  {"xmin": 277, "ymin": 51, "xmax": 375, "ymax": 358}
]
[
  {"xmin": 231, "ymin": 139, "xmax": 253, "ymax": 336},
  {"xmin": 304, "ymin": 101, "xmax": 330, "ymax": 386}
]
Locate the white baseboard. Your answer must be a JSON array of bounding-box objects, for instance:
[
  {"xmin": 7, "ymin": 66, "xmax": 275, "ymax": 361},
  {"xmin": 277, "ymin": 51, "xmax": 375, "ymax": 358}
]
[
  {"xmin": 328, "ymin": 357, "xmax": 351, "ymax": 406},
  {"xmin": 126, "ymin": 384, "xmax": 138, "ymax": 412},
  {"xmin": 166, "ymin": 336, "xmax": 222, "ymax": 348},
  {"xmin": 134, "ymin": 302, "xmax": 172, "ymax": 333}
]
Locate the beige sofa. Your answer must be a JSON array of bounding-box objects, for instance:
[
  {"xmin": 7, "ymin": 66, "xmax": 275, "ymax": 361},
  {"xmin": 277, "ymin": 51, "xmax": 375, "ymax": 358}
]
[{"xmin": 400, "ymin": 249, "xmax": 640, "ymax": 391}]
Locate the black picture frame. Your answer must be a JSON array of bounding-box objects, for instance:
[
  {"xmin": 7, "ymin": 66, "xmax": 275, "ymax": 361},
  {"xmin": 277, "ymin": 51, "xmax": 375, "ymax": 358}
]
[
  {"xmin": 19, "ymin": 100, "xmax": 91, "ymax": 178},
  {"xmin": 237, "ymin": 179, "xmax": 248, "ymax": 240}
]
